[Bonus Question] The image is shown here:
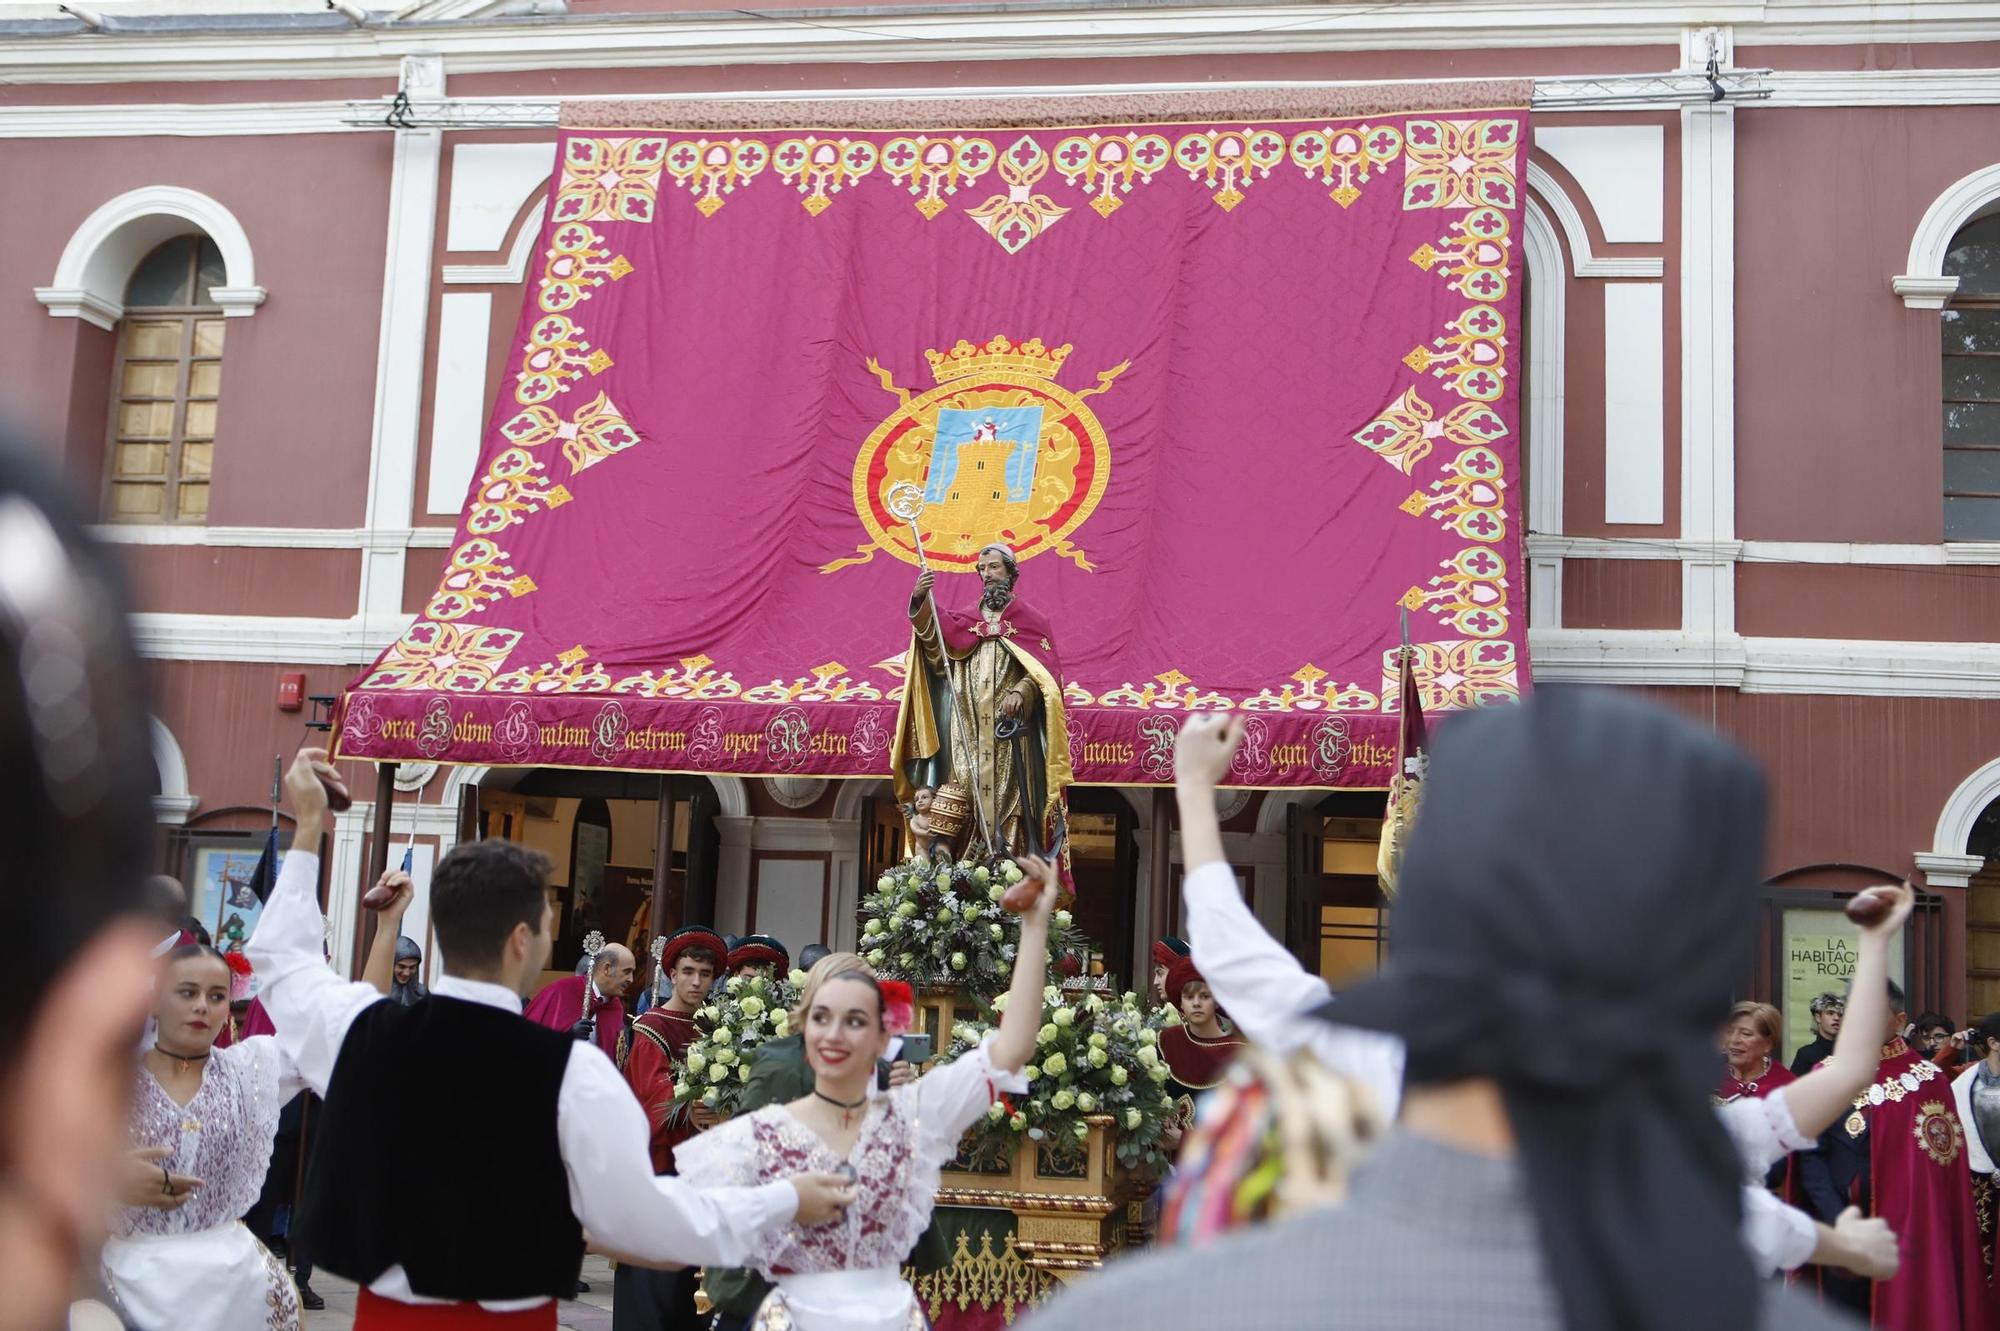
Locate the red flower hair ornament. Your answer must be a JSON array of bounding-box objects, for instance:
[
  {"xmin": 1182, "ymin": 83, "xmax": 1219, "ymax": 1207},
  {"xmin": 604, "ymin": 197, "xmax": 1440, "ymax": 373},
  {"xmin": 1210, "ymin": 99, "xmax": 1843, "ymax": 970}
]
[{"xmin": 879, "ymin": 979, "xmax": 916, "ymax": 1037}]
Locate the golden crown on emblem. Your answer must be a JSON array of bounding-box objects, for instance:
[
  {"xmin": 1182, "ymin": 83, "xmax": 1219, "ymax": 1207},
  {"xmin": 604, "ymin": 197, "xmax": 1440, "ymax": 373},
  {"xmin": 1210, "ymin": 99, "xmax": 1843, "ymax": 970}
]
[{"xmin": 924, "ymin": 335, "xmax": 1072, "ymax": 384}]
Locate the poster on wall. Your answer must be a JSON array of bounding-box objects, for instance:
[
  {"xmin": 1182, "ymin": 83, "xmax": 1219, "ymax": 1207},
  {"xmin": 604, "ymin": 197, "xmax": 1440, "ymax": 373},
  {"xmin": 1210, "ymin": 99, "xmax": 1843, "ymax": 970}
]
[
  {"xmin": 1781, "ymin": 907, "xmax": 1906, "ymax": 1063},
  {"xmin": 188, "ymin": 840, "xmax": 281, "ymax": 957}
]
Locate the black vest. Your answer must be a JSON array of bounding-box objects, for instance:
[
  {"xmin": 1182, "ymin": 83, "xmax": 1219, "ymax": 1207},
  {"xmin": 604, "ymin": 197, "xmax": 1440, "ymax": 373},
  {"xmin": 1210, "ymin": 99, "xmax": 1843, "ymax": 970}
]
[{"xmin": 299, "ymin": 995, "xmax": 584, "ymax": 1301}]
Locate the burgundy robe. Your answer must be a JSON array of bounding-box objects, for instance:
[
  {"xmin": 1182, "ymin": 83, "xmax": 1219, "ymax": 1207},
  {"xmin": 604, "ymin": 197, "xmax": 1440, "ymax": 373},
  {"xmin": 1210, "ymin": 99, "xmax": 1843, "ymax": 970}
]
[
  {"xmin": 1852, "ymin": 1042, "xmax": 1992, "ymax": 1329},
  {"xmin": 625, "ymin": 1007, "xmax": 701, "ymax": 1175},
  {"xmin": 524, "ymin": 974, "xmax": 627, "ymax": 1066}
]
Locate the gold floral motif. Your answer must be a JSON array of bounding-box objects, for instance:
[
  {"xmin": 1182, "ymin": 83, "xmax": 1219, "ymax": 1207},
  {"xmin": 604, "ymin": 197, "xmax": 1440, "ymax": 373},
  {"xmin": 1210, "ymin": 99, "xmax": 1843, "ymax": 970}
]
[
  {"xmin": 465, "ymin": 448, "xmax": 573, "ymax": 537},
  {"xmin": 1173, "ymin": 127, "xmax": 1287, "ymax": 211},
  {"xmin": 1401, "ymin": 445, "xmax": 1509, "ymax": 544},
  {"xmin": 553, "ymin": 137, "xmax": 670, "ymax": 225},
  {"xmin": 499, "ymin": 391, "xmax": 641, "ymax": 477},
  {"xmin": 967, "ymin": 136, "xmax": 1071, "ymax": 255},
  {"xmin": 663, "ymin": 137, "xmax": 771, "ymax": 217},
  {"xmin": 1400, "ymin": 545, "xmax": 1510, "ymax": 640},
  {"xmin": 880, "ymin": 135, "xmax": 997, "ymax": 220},
  {"xmin": 1051, "ymin": 131, "xmax": 1172, "ymax": 218},
  {"xmin": 538, "ymin": 221, "xmax": 634, "ymax": 315},
  {"xmin": 1289, "ymin": 123, "xmax": 1403, "ymax": 208},
  {"xmin": 1401, "ymin": 118, "xmax": 1520, "ymax": 211},
  {"xmin": 913, "ymin": 1230, "xmax": 1054, "ymax": 1324},
  {"xmin": 515, "ymin": 312, "xmax": 614, "ymax": 407},
  {"xmin": 742, "ymin": 661, "xmax": 887, "ymax": 705},
  {"xmin": 1404, "ymin": 306, "xmax": 1508, "ymax": 404},
  {"xmin": 488, "ymin": 646, "xmax": 613, "ymax": 695},
  {"xmin": 362, "ymin": 622, "xmax": 524, "ymax": 692},
  {"xmin": 1353, "ymin": 386, "xmax": 1509, "ymax": 477},
  {"xmin": 1411, "ymin": 206, "xmax": 1512, "ymax": 304},
  {"xmin": 426, "ymin": 537, "xmax": 537, "ymax": 622},
  {"xmin": 1380, "ymin": 639, "xmax": 1521, "ymax": 712},
  {"xmin": 772, "ymin": 136, "xmax": 880, "ymax": 216},
  {"xmin": 609, "ymin": 655, "xmax": 744, "ymax": 700}
]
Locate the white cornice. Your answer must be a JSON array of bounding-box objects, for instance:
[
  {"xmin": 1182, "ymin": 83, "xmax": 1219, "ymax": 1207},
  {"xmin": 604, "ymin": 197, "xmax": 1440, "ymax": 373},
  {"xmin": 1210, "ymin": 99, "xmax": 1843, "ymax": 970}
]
[
  {"xmin": 1526, "ymin": 534, "xmax": 2000, "ymax": 566},
  {"xmin": 0, "ymin": 66, "xmax": 1998, "ymax": 128},
  {"xmin": 92, "ymin": 523, "xmax": 455, "ymax": 547},
  {"xmin": 123, "ymin": 609, "xmax": 2000, "ymax": 699},
  {"xmin": 4, "ymin": 6, "xmax": 2000, "ymax": 87}
]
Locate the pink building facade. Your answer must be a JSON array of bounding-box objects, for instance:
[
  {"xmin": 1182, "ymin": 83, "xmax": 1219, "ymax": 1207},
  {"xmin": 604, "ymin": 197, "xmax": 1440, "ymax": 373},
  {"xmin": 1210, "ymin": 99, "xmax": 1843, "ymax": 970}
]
[{"xmin": 6, "ymin": 1, "xmax": 2000, "ymax": 1029}]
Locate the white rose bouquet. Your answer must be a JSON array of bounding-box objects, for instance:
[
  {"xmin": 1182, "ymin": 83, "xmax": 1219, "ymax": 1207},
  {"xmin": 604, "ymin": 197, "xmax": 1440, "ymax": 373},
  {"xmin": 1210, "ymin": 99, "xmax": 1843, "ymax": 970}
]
[
  {"xmin": 668, "ymin": 970, "xmax": 803, "ymax": 1119},
  {"xmin": 859, "ymin": 854, "xmax": 1083, "ymax": 992},
  {"xmin": 942, "ymin": 987, "xmax": 1180, "ymax": 1177}
]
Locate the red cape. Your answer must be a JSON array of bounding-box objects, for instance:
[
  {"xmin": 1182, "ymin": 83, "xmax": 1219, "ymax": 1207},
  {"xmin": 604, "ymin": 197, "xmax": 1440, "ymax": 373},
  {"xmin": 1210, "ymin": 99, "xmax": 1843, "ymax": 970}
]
[
  {"xmin": 626, "ymin": 1007, "xmax": 701, "ymax": 1174},
  {"xmin": 1857, "ymin": 1042, "xmax": 1992, "ymax": 1330},
  {"xmin": 525, "ymin": 974, "xmax": 627, "ymax": 1064},
  {"xmin": 933, "ymin": 595, "xmax": 1064, "ymax": 683},
  {"xmin": 1160, "ymin": 1025, "xmax": 1245, "ymax": 1092}
]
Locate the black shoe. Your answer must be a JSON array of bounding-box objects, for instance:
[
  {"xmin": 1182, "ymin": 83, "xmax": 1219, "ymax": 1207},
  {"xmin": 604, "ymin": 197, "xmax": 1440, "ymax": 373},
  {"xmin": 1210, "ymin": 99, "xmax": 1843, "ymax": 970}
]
[
  {"xmin": 296, "ymin": 1284, "xmax": 325, "ymax": 1311},
  {"xmin": 575, "ymin": 1280, "xmax": 590, "ymax": 1295}
]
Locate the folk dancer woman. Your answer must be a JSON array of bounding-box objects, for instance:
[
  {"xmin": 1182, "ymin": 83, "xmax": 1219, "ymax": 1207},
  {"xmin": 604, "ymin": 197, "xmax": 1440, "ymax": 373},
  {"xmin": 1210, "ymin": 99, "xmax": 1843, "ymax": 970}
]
[
  {"xmin": 104, "ymin": 944, "xmax": 305, "ymax": 1331},
  {"xmin": 674, "ymin": 855, "xmax": 1059, "ymax": 1331}
]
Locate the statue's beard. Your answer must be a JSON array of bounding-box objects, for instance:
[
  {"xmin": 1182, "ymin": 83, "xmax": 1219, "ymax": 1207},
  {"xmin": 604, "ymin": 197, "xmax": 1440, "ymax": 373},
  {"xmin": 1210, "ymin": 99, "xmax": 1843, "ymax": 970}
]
[{"xmin": 980, "ymin": 579, "xmax": 1015, "ymax": 613}]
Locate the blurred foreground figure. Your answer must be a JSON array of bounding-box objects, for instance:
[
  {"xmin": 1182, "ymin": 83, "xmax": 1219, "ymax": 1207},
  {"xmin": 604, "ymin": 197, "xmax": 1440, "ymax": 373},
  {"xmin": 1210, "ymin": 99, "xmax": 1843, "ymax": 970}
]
[
  {"xmin": 0, "ymin": 445, "xmax": 158, "ymax": 1331},
  {"xmin": 1026, "ymin": 690, "xmax": 1854, "ymax": 1331}
]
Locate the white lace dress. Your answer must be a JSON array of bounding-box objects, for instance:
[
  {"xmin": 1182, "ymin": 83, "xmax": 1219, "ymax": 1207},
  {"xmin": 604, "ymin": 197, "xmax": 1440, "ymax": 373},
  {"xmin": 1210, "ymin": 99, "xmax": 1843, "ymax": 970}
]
[
  {"xmin": 104, "ymin": 1035, "xmax": 304, "ymax": 1331},
  {"xmin": 676, "ymin": 1036, "xmax": 1026, "ymax": 1331}
]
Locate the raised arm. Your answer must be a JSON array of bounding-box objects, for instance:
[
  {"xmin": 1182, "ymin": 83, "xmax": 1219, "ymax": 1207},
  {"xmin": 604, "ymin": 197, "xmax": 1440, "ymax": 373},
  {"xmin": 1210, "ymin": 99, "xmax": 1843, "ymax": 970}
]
[
  {"xmin": 359, "ymin": 870, "xmax": 415, "ymax": 996},
  {"xmin": 987, "ymin": 855, "xmax": 1059, "ymax": 1075},
  {"xmin": 243, "ymin": 749, "xmax": 388, "ymax": 1095},
  {"xmin": 1782, "ymin": 882, "xmax": 1915, "ymax": 1139},
  {"xmin": 1174, "ymin": 714, "xmax": 1406, "ymax": 1115}
]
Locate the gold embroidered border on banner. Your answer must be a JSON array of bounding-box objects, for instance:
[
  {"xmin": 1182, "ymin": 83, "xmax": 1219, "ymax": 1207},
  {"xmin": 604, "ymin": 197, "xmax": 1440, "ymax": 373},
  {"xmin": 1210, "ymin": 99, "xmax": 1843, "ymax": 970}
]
[{"xmin": 912, "ymin": 1230, "xmax": 1053, "ymax": 1325}]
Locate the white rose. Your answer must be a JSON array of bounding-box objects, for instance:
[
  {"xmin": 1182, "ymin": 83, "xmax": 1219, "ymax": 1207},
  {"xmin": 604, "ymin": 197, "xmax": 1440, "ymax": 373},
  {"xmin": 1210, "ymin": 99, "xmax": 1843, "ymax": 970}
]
[
  {"xmin": 1136, "ymin": 1045, "xmax": 1159, "ymax": 1068},
  {"xmin": 713, "ymin": 1025, "xmax": 734, "ymax": 1045},
  {"xmin": 1054, "ymin": 910, "xmax": 1072, "ymax": 928},
  {"xmin": 726, "ymin": 976, "xmax": 743, "ymax": 993},
  {"xmin": 788, "ymin": 968, "xmax": 807, "ymax": 986},
  {"xmin": 738, "ymin": 1063, "xmax": 752, "ymax": 1083},
  {"xmin": 739, "ymin": 995, "xmax": 765, "ymax": 1017},
  {"xmin": 1052, "ymin": 1090, "xmax": 1075, "ymax": 1111},
  {"xmin": 1023, "ymin": 1064, "xmax": 1041, "ymax": 1080},
  {"xmin": 707, "ymin": 1064, "xmax": 728, "ymax": 1084},
  {"xmin": 687, "ymin": 1051, "xmax": 707, "ymax": 1074},
  {"xmin": 1125, "ymin": 1109, "xmax": 1142, "ymax": 1130},
  {"xmin": 1076, "ymin": 1092, "xmax": 1096, "ymax": 1113},
  {"xmin": 1053, "ymin": 1008, "xmax": 1075, "ymax": 1028}
]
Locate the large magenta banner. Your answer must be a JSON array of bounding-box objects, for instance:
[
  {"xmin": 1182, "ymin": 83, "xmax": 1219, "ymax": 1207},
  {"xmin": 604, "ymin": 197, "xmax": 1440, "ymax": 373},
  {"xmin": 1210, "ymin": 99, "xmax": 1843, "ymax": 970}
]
[{"xmin": 337, "ymin": 85, "xmax": 1533, "ymax": 787}]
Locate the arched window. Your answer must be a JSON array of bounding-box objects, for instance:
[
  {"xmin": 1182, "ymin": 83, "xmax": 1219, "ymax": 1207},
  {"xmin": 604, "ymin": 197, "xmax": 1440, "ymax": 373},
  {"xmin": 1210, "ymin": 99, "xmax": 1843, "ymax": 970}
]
[
  {"xmin": 103, "ymin": 235, "xmax": 226, "ymax": 523},
  {"xmin": 1943, "ymin": 216, "xmax": 2000, "ymax": 540}
]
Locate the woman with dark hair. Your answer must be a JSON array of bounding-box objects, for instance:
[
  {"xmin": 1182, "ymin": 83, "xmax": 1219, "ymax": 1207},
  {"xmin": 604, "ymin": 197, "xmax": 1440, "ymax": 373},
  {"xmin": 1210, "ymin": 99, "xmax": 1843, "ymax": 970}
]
[
  {"xmin": 1951, "ymin": 1010, "xmax": 2000, "ymax": 1274},
  {"xmin": 0, "ymin": 443, "xmax": 164, "ymax": 1331},
  {"xmin": 675, "ymin": 855, "xmax": 1060, "ymax": 1331},
  {"xmin": 102, "ymin": 944, "xmax": 304, "ymax": 1330}
]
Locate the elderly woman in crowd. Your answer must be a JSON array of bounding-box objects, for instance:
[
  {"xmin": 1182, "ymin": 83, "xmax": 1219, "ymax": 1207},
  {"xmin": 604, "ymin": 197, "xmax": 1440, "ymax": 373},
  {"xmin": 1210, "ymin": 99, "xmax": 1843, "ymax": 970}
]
[{"xmin": 1718, "ymin": 1001, "xmax": 1796, "ymax": 1104}]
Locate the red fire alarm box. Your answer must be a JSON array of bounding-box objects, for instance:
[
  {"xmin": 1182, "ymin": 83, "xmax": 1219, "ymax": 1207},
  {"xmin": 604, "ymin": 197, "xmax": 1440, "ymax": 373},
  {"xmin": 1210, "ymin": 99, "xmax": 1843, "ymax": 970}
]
[{"xmin": 278, "ymin": 672, "xmax": 305, "ymax": 712}]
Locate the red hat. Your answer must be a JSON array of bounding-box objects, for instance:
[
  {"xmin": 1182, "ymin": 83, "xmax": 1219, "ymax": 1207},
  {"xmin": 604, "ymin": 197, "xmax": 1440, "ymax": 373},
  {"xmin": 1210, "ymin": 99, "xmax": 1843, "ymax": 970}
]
[
  {"xmin": 660, "ymin": 926, "xmax": 727, "ymax": 973},
  {"xmin": 1165, "ymin": 954, "xmax": 1205, "ymax": 1005},
  {"xmin": 1152, "ymin": 937, "xmax": 1191, "ymax": 969},
  {"xmin": 726, "ymin": 934, "xmax": 790, "ymax": 973}
]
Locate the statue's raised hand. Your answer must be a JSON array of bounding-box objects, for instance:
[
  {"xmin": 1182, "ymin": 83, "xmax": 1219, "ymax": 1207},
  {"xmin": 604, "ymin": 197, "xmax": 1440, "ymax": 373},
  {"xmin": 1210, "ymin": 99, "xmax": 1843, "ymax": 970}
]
[{"xmin": 910, "ymin": 570, "xmax": 935, "ymax": 609}]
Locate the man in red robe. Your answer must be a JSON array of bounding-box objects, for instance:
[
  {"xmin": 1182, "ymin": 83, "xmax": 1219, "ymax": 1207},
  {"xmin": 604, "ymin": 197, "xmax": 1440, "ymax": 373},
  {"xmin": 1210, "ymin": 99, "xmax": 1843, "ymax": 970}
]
[
  {"xmin": 1799, "ymin": 979, "xmax": 1992, "ymax": 1328},
  {"xmin": 1158, "ymin": 955, "xmax": 1246, "ymax": 1140},
  {"xmin": 618, "ymin": 926, "xmax": 726, "ymax": 1331},
  {"xmin": 723, "ymin": 934, "xmax": 788, "ymax": 982},
  {"xmin": 892, "ymin": 544, "xmax": 1073, "ymax": 874},
  {"xmin": 525, "ymin": 941, "xmax": 635, "ymax": 1066}
]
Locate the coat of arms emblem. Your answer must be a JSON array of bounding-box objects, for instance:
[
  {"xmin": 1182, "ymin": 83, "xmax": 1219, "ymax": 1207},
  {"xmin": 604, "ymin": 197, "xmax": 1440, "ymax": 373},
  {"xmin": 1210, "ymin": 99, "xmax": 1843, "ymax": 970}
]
[{"xmin": 823, "ymin": 334, "xmax": 1125, "ymax": 574}]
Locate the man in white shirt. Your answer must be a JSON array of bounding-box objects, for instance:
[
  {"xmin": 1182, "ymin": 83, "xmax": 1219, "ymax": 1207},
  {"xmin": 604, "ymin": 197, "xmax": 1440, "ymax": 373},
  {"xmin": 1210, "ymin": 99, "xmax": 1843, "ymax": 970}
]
[
  {"xmin": 248, "ymin": 749, "xmax": 853, "ymax": 1330},
  {"xmin": 1169, "ymin": 711, "xmax": 1897, "ymax": 1289}
]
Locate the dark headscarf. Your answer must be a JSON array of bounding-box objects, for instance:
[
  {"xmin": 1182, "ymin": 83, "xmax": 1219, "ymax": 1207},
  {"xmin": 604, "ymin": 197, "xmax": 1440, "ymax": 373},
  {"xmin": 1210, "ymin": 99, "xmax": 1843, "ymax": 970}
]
[
  {"xmin": 389, "ymin": 935, "xmax": 429, "ymax": 1007},
  {"xmin": 1325, "ymin": 689, "xmax": 1764, "ymax": 1331}
]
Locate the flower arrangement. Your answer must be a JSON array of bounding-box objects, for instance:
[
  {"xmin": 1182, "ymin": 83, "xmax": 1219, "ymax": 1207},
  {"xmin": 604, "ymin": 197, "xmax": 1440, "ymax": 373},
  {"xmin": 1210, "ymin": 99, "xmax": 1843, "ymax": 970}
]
[
  {"xmin": 858, "ymin": 854, "xmax": 1083, "ymax": 992},
  {"xmin": 942, "ymin": 986, "xmax": 1182, "ymax": 1177},
  {"xmin": 668, "ymin": 969, "xmax": 803, "ymax": 1118}
]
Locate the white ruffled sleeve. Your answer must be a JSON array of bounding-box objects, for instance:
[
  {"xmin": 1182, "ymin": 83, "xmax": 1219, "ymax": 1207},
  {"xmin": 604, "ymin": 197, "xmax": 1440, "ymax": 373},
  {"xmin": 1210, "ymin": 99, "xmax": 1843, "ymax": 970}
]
[
  {"xmin": 905, "ymin": 1034, "xmax": 1029, "ymax": 1167},
  {"xmin": 671, "ymin": 1111, "xmax": 764, "ymax": 1191},
  {"xmin": 1717, "ymin": 1087, "xmax": 1815, "ymax": 1181}
]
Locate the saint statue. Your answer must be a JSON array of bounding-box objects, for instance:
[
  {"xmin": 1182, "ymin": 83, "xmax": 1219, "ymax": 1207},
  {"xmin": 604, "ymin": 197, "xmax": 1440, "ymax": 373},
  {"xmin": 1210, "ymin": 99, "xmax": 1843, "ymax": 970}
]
[{"xmin": 890, "ymin": 543, "xmax": 1073, "ymax": 867}]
